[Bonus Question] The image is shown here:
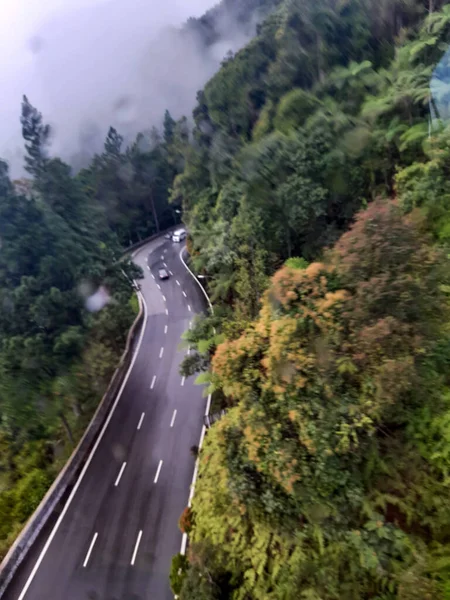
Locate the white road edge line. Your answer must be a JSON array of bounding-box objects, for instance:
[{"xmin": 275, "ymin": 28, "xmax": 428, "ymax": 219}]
[
  {"xmin": 17, "ymin": 290, "xmax": 149, "ymax": 599},
  {"xmin": 83, "ymin": 532, "xmax": 98, "ymax": 568},
  {"xmin": 179, "ymin": 247, "xmax": 214, "ymax": 314},
  {"xmin": 180, "ymin": 396, "xmax": 212, "ymax": 556},
  {"xmin": 164, "ymin": 325, "xmax": 168, "ymax": 334},
  {"xmin": 159, "ymin": 346, "xmax": 164, "ymax": 359},
  {"xmin": 154, "ymin": 460, "xmax": 163, "ymax": 483},
  {"xmin": 150, "ymin": 375, "xmax": 156, "ymax": 389},
  {"xmin": 205, "ymin": 393, "xmax": 212, "ymax": 417},
  {"xmin": 131, "ymin": 530, "xmax": 143, "ymax": 566},
  {"xmin": 181, "ymin": 376, "xmax": 185, "ymax": 387},
  {"xmin": 188, "ymin": 456, "xmax": 201, "ymax": 505},
  {"xmin": 137, "ymin": 412, "xmax": 145, "ymax": 430},
  {"xmin": 115, "ymin": 462, "xmax": 127, "ymax": 487},
  {"xmin": 170, "ymin": 410, "xmax": 177, "ymax": 428},
  {"xmin": 181, "ymin": 533, "xmax": 188, "ymax": 556}
]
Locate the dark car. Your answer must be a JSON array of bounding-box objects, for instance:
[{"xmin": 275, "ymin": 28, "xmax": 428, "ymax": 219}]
[{"xmin": 159, "ymin": 268, "xmax": 169, "ymax": 280}]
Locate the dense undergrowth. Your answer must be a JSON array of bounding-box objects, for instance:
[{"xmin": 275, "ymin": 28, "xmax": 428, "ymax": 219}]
[{"xmin": 170, "ymin": 0, "xmax": 450, "ymax": 597}]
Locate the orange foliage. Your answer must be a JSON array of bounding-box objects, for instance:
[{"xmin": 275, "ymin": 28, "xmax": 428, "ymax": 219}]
[
  {"xmin": 208, "ymin": 199, "xmax": 447, "ymax": 512},
  {"xmin": 179, "ymin": 507, "xmax": 193, "ymax": 534}
]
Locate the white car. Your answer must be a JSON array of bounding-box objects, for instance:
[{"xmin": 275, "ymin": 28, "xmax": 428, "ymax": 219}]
[{"xmin": 172, "ymin": 229, "xmax": 186, "ymax": 243}]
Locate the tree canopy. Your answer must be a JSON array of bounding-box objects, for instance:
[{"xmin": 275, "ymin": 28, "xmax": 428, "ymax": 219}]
[{"xmin": 170, "ymin": 0, "xmax": 450, "ymax": 598}]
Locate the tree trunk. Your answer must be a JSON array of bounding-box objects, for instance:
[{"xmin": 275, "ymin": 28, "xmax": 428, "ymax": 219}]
[
  {"xmin": 60, "ymin": 412, "xmax": 74, "ymax": 446},
  {"xmin": 149, "ymin": 188, "xmax": 160, "ymax": 233}
]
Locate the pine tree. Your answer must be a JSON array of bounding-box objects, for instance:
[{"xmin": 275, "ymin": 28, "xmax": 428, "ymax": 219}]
[{"xmin": 20, "ymin": 95, "xmax": 51, "ymax": 179}]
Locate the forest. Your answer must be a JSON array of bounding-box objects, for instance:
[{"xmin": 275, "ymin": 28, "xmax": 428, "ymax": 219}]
[
  {"xmin": 170, "ymin": 0, "xmax": 450, "ymax": 598},
  {"xmin": 0, "ymin": 0, "xmax": 280, "ymax": 564},
  {"xmin": 2, "ymin": 0, "xmax": 450, "ymax": 596},
  {"xmin": 0, "ymin": 98, "xmax": 189, "ymax": 554}
]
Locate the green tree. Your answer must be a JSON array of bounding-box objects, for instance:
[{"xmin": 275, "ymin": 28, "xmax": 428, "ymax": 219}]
[{"xmin": 20, "ymin": 95, "xmax": 50, "ymax": 179}]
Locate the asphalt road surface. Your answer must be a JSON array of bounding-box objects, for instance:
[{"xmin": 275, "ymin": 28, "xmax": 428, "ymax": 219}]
[{"xmin": 3, "ymin": 236, "xmax": 207, "ymax": 600}]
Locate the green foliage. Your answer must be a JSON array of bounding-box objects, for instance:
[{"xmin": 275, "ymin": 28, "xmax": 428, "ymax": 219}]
[
  {"xmin": 170, "ymin": 553, "xmax": 189, "ymax": 595},
  {"xmin": 187, "ymin": 201, "xmax": 450, "ymax": 599},
  {"xmin": 172, "ymin": 5, "xmax": 450, "ymax": 593},
  {"xmin": 0, "ymin": 99, "xmax": 141, "ymax": 557},
  {"xmin": 285, "ymin": 257, "xmax": 308, "ymax": 270},
  {"xmin": 79, "ymin": 122, "xmax": 182, "ymax": 246},
  {"xmin": 274, "ymin": 89, "xmax": 321, "ymax": 133}
]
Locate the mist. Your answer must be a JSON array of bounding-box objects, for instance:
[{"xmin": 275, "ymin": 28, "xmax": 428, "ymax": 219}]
[{"xmin": 0, "ymin": 0, "xmax": 260, "ymax": 176}]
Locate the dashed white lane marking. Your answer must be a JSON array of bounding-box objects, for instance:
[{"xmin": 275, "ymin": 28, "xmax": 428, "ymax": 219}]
[
  {"xmin": 147, "ymin": 266, "xmax": 150, "ymax": 271},
  {"xmin": 115, "ymin": 462, "xmax": 127, "ymax": 487},
  {"xmin": 150, "ymin": 375, "xmax": 156, "ymax": 389},
  {"xmin": 163, "ymin": 262, "xmax": 167, "ymax": 267},
  {"xmin": 188, "ymin": 305, "xmax": 191, "ymax": 312},
  {"xmin": 151, "ymin": 274, "xmax": 155, "ymax": 280},
  {"xmin": 164, "ymin": 249, "xmax": 167, "ymax": 253},
  {"xmin": 165, "ymin": 308, "xmax": 169, "ymax": 316},
  {"xmin": 164, "ymin": 325, "xmax": 168, "ymax": 334},
  {"xmin": 154, "ymin": 460, "xmax": 163, "ymax": 483},
  {"xmin": 160, "ymin": 255, "xmax": 164, "ymax": 260},
  {"xmin": 181, "ymin": 376, "xmax": 186, "ymax": 387},
  {"xmin": 137, "ymin": 413, "xmax": 145, "ymax": 430},
  {"xmin": 176, "ymin": 280, "xmax": 180, "ymax": 286},
  {"xmin": 187, "ymin": 346, "xmax": 190, "ymax": 355},
  {"xmin": 189, "ymin": 321, "xmax": 192, "ymax": 329},
  {"xmin": 169, "ymin": 271, "xmax": 173, "ymax": 276},
  {"xmin": 157, "ymin": 284, "xmax": 161, "ymax": 290},
  {"xmin": 83, "ymin": 532, "xmax": 98, "ymax": 568},
  {"xmin": 131, "ymin": 530, "xmax": 143, "ymax": 566},
  {"xmin": 159, "ymin": 347, "xmax": 164, "ymax": 359},
  {"xmin": 162, "ymin": 295, "xmax": 166, "ymax": 302},
  {"xmin": 170, "ymin": 410, "xmax": 177, "ymax": 428},
  {"xmin": 182, "ymin": 291, "xmax": 187, "ymax": 298}
]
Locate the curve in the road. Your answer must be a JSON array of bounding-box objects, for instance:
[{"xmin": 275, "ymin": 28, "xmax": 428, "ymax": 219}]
[{"xmin": 3, "ymin": 236, "xmax": 208, "ymax": 600}]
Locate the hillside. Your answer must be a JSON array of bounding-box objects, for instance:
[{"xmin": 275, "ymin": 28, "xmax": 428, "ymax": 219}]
[
  {"xmin": 0, "ymin": 0, "xmax": 283, "ymax": 566},
  {"xmin": 170, "ymin": 0, "xmax": 450, "ymax": 598}
]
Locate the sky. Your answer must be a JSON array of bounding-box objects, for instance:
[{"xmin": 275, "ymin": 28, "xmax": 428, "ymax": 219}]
[{"xmin": 0, "ymin": 0, "xmax": 248, "ymax": 175}]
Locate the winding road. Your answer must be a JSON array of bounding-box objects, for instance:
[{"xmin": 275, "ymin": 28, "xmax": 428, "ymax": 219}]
[{"xmin": 3, "ymin": 235, "xmax": 207, "ymax": 600}]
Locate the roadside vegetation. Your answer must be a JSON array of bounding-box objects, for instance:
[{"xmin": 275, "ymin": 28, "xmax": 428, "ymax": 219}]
[{"xmin": 170, "ymin": 0, "xmax": 450, "ymax": 597}]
